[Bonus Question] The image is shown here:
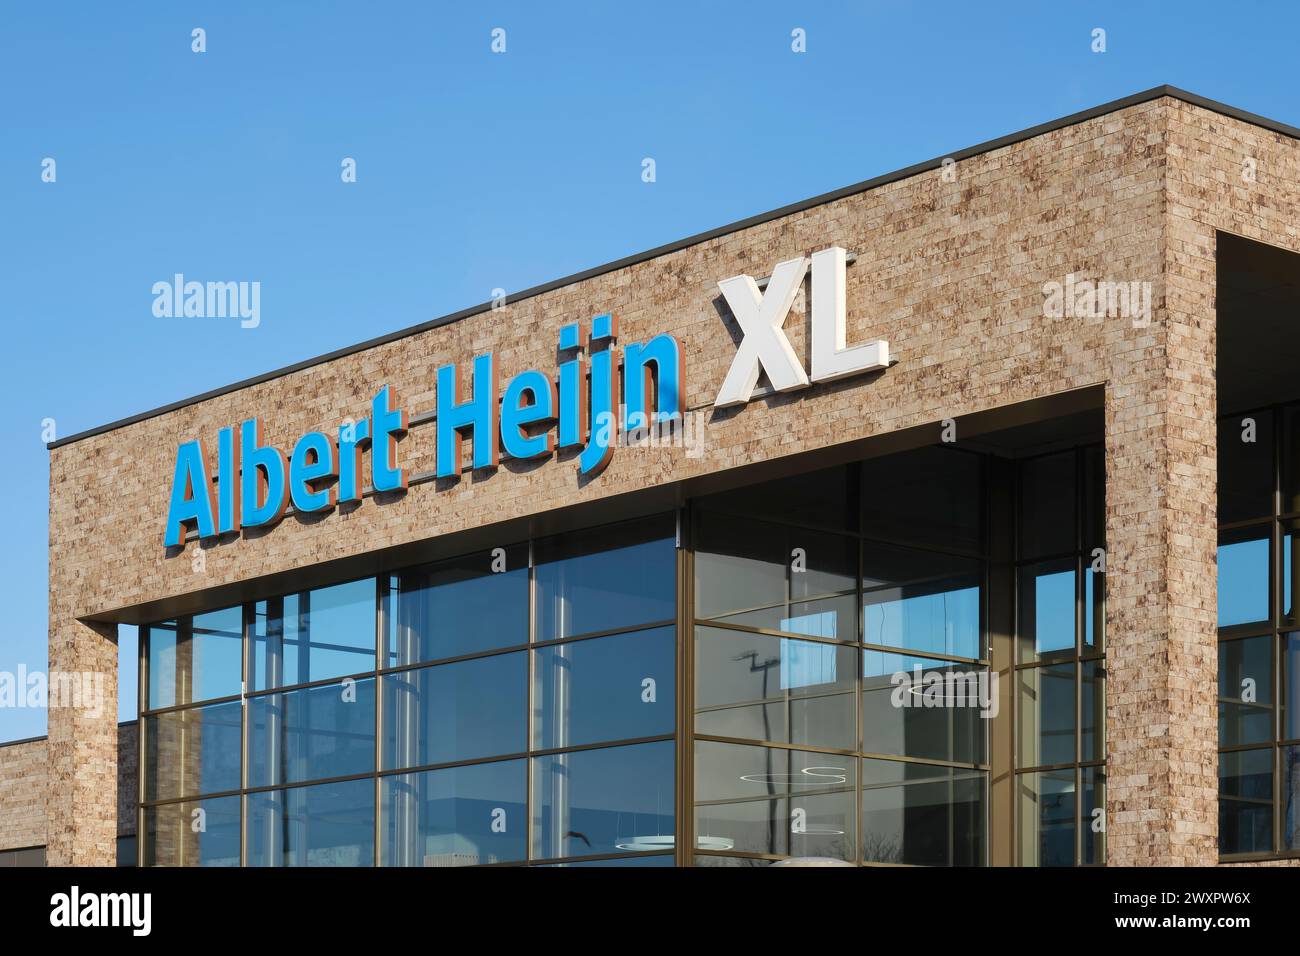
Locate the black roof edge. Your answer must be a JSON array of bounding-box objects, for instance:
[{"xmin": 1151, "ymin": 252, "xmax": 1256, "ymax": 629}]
[
  {"xmin": 0, "ymin": 718, "xmax": 137, "ymax": 750},
  {"xmin": 47, "ymin": 85, "xmax": 1300, "ymax": 451}
]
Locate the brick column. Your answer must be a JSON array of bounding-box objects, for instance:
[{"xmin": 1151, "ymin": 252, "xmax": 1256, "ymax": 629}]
[
  {"xmin": 45, "ymin": 614, "xmax": 119, "ymax": 866},
  {"xmin": 1103, "ymin": 214, "xmax": 1219, "ymax": 865}
]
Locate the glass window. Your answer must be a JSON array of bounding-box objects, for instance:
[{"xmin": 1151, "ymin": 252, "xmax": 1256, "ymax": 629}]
[
  {"xmin": 251, "ymin": 579, "xmax": 376, "ymax": 690},
  {"xmin": 861, "ymin": 446, "xmax": 983, "ymax": 553},
  {"xmin": 1219, "ymin": 748, "xmax": 1273, "ymax": 855},
  {"xmin": 1082, "ymin": 766, "xmax": 1106, "ymax": 865},
  {"xmin": 531, "ymin": 741, "xmax": 674, "ymax": 860},
  {"xmin": 534, "ymin": 517, "xmax": 675, "ymax": 641},
  {"xmin": 1019, "ymin": 452, "xmax": 1076, "ymax": 560},
  {"xmin": 540, "ymin": 854, "xmax": 674, "ymax": 867},
  {"xmin": 695, "ymin": 511, "xmax": 856, "ymax": 626},
  {"xmin": 1017, "ymin": 560, "xmax": 1075, "ymax": 662},
  {"xmin": 693, "ymin": 740, "xmax": 855, "ymax": 861},
  {"xmin": 1283, "ymin": 521, "xmax": 1300, "ymax": 625},
  {"xmin": 1018, "ymin": 768, "xmax": 1075, "ymax": 866},
  {"xmin": 1282, "ymin": 633, "xmax": 1300, "ymax": 742},
  {"xmin": 117, "ymin": 835, "xmax": 137, "ymax": 868},
  {"xmin": 146, "ymin": 607, "xmax": 243, "ymax": 708},
  {"xmin": 1282, "ymin": 406, "xmax": 1300, "ymax": 516},
  {"xmin": 1219, "ymin": 636, "xmax": 1273, "ymax": 747},
  {"xmin": 1084, "ymin": 564, "xmax": 1105, "ymax": 653},
  {"xmin": 387, "ymin": 548, "xmax": 528, "ymax": 666},
  {"xmin": 861, "ymin": 542, "xmax": 981, "ymax": 659},
  {"xmin": 695, "ymin": 626, "xmax": 855, "ymax": 751},
  {"xmin": 1219, "ymin": 410, "xmax": 1273, "ymax": 524},
  {"xmin": 1081, "ymin": 660, "xmax": 1105, "ymax": 762},
  {"xmin": 861, "ymin": 758, "xmax": 984, "ymax": 866},
  {"xmin": 247, "ymin": 678, "xmax": 376, "ymax": 788},
  {"xmin": 143, "ymin": 796, "xmax": 240, "ymax": 867},
  {"xmin": 862, "ymin": 651, "xmax": 987, "ymax": 763},
  {"xmin": 534, "ymin": 628, "xmax": 675, "ymax": 750},
  {"xmin": 1282, "ymin": 746, "xmax": 1300, "ymax": 852},
  {"xmin": 246, "ymin": 778, "xmax": 375, "ymax": 867},
  {"xmin": 1218, "ymin": 527, "xmax": 1270, "ymax": 629},
  {"xmin": 1082, "ymin": 445, "xmax": 1106, "ymax": 555},
  {"xmin": 143, "ymin": 699, "xmax": 242, "ymax": 801},
  {"xmin": 1018, "ymin": 664, "xmax": 1075, "ymax": 769},
  {"xmin": 382, "ymin": 653, "xmax": 526, "ymax": 770},
  {"xmin": 381, "ymin": 760, "xmax": 526, "ymax": 867}
]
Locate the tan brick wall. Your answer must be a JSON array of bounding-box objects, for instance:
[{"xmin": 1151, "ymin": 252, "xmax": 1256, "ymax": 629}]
[
  {"xmin": 43, "ymin": 95, "xmax": 1300, "ymax": 864},
  {"xmin": 0, "ymin": 739, "xmax": 47, "ymax": 850}
]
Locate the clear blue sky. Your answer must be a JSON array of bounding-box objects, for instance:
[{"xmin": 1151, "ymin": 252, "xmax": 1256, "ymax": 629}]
[{"xmin": 1, "ymin": 1, "xmax": 1295, "ymax": 742}]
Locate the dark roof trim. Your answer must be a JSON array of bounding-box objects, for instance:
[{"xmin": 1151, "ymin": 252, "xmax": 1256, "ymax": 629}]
[
  {"xmin": 48, "ymin": 85, "xmax": 1300, "ymax": 450},
  {"xmin": 0, "ymin": 719, "xmax": 137, "ymax": 750}
]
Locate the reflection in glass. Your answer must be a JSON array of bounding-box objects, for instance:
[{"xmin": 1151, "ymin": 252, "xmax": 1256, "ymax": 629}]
[
  {"xmin": 387, "ymin": 549, "xmax": 528, "ymax": 666},
  {"xmin": 534, "ymin": 518, "xmax": 675, "ymax": 641},
  {"xmin": 1082, "ymin": 767, "xmax": 1105, "ymax": 865},
  {"xmin": 861, "ymin": 446, "xmax": 983, "ymax": 554},
  {"xmin": 1219, "ymin": 637, "xmax": 1273, "ymax": 747},
  {"xmin": 693, "ymin": 740, "xmax": 855, "ymax": 861},
  {"xmin": 246, "ymin": 778, "xmax": 375, "ymax": 867},
  {"xmin": 251, "ymin": 579, "xmax": 376, "ymax": 691},
  {"xmin": 143, "ymin": 796, "xmax": 240, "ymax": 866},
  {"xmin": 1084, "ymin": 565, "xmax": 1104, "ymax": 653},
  {"xmin": 1219, "ymin": 748, "xmax": 1273, "ymax": 855},
  {"xmin": 698, "ymin": 464, "xmax": 854, "ymax": 533},
  {"xmin": 381, "ymin": 760, "xmax": 526, "ymax": 866},
  {"xmin": 1218, "ymin": 529, "xmax": 1269, "ymax": 628},
  {"xmin": 1283, "ymin": 633, "xmax": 1300, "ymax": 742},
  {"xmin": 1018, "ymin": 561, "xmax": 1074, "ymax": 662},
  {"xmin": 146, "ymin": 607, "xmax": 243, "ymax": 708},
  {"xmin": 1019, "ymin": 664, "xmax": 1075, "ymax": 768},
  {"xmin": 862, "ymin": 651, "xmax": 986, "ymax": 763},
  {"xmin": 861, "ymin": 543, "xmax": 981, "ymax": 659},
  {"xmin": 1219, "ymin": 410, "xmax": 1273, "ymax": 524},
  {"xmin": 534, "ymin": 629, "xmax": 674, "ymax": 750},
  {"xmin": 1019, "ymin": 768, "xmax": 1074, "ymax": 866},
  {"xmin": 1283, "ymin": 746, "xmax": 1300, "ymax": 852},
  {"xmin": 532, "ymin": 741, "xmax": 674, "ymax": 860},
  {"xmin": 694, "ymin": 511, "xmax": 856, "ymax": 622},
  {"xmin": 713, "ymin": 594, "xmax": 854, "ymax": 640},
  {"xmin": 695, "ymin": 626, "xmax": 855, "ymax": 750},
  {"xmin": 383, "ymin": 653, "xmax": 526, "ymax": 771},
  {"xmin": 1019, "ymin": 452, "xmax": 1076, "ymax": 560},
  {"xmin": 541, "ymin": 854, "xmax": 675, "ymax": 867},
  {"xmin": 860, "ymin": 758, "xmax": 984, "ymax": 866},
  {"xmin": 1081, "ymin": 660, "xmax": 1105, "ymax": 762},
  {"xmin": 144, "ymin": 699, "xmax": 242, "ymax": 801},
  {"xmin": 247, "ymin": 678, "xmax": 376, "ymax": 787}
]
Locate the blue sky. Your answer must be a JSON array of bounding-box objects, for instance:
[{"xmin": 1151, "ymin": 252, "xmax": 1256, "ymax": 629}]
[{"xmin": 1, "ymin": 1, "xmax": 1296, "ymax": 742}]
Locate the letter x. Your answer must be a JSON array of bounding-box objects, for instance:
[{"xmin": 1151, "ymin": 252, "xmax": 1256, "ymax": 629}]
[{"xmin": 714, "ymin": 256, "xmax": 810, "ymax": 407}]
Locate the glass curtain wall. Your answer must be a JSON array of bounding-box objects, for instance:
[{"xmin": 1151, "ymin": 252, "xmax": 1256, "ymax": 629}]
[
  {"xmin": 691, "ymin": 449, "xmax": 992, "ymax": 866},
  {"xmin": 1217, "ymin": 405, "xmax": 1300, "ymax": 860},
  {"xmin": 1013, "ymin": 446, "xmax": 1106, "ymax": 866},
  {"xmin": 139, "ymin": 515, "xmax": 677, "ymax": 866}
]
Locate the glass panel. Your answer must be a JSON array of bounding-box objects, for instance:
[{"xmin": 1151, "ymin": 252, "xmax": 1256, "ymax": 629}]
[
  {"xmin": 387, "ymin": 547, "xmax": 528, "ymax": 666},
  {"xmin": 1218, "ymin": 747, "xmax": 1273, "ymax": 855},
  {"xmin": 1282, "ymin": 405, "xmax": 1300, "ymax": 515},
  {"xmin": 694, "ymin": 626, "xmax": 855, "ymax": 751},
  {"xmin": 695, "ymin": 511, "xmax": 856, "ymax": 621},
  {"xmin": 247, "ymin": 678, "xmax": 376, "ymax": 787},
  {"xmin": 1084, "ymin": 565, "xmax": 1104, "ymax": 654},
  {"xmin": 1218, "ymin": 526, "xmax": 1269, "ymax": 629},
  {"xmin": 1018, "ymin": 768, "xmax": 1075, "ymax": 866},
  {"xmin": 1081, "ymin": 660, "xmax": 1105, "ymax": 762},
  {"xmin": 861, "ymin": 542, "xmax": 982, "ymax": 659},
  {"xmin": 1018, "ymin": 663, "xmax": 1075, "ymax": 768},
  {"xmin": 143, "ymin": 699, "xmax": 242, "ymax": 801},
  {"xmin": 143, "ymin": 796, "xmax": 240, "ymax": 867},
  {"xmin": 1082, "ymin": 766, "xmax": 1105, "ymax": 865},
  {"xmin": 246, "ymin": 778, "xmax": 375, "ymax": 867},
  {"xmin": 698, "ymin": 463, "xmax": 854, "ymax": 533},
  {"xmin": 1282, "ymin": 745, "xmax": 1300, "ymax": 852},
  {"xmin": 1082, "ymin": 445, "xmax": 1105, "ymax": 555},
  {"xmin": 860, "ymin": 446, "xmax": 983, "ymax": 554},
  {"xmin": 383, "ymin": 653, "xmax": 526, "ymax": 771},
  {"xmin": 692, "ymin": 854, "xmax": 770, "ymax": 867},
  {"xmin": 1019, "ymin": 451, "xmax": 1076, "ymax": 560},
  {"xmin": 251, "ymin": 579, "xmax": 376, "ymax": 691},
  {"xmin": 1219, "ymin": 410, "xmax": 1273, "ymax": 523},
  {"xmin": 534, "ymin": 517, "xmax": 675, "ymax": 641},
  {"xmin": 540, "ymin": 854, "xmax": 675, "ymax": 867},
  {"xmin": 531, "ymin": 741, "xmax": 674, "ymax": 860},
  {"xmin": 862, "ymin": 651, "xmax": 988, "ymax": 763},
  {"xmin": 712, "ymin": 594, "xmax": 855, "ymax": 641},
  {"xmin": 380, "ymin": 760, "xmax": 526, "ymax": 867},
  {"xmin": 860, "ymin": 758, "xmax": 985, "ymax": 866},
  {"xmin": 1283, "ymin": 521, "xmax": 1300, "ymax": 626},
  {"xmin": 1017, "ymin": 560, "xmax": 1075, "ymax": 662},
  {"xmin": 533, "ymin": 628, "xmax": 675, "ymax": 750},
  {"xmin": 693, "ymin": 740, "xmax": 855, "ymax": 861},
  {"xmin": 146, "ymin": 608, "xmax": 242, "ymax": 708},
  {"xmin": 117, "ymin": 835, "xmax": 137, "ymax": 867},
  {"xmin": 1283, "ymin": 633, "xmax": 1300, "ymax": 742},
  {"xmin": 1219, "ymin": 636, "xmax": 1273, "ymax": 747}
]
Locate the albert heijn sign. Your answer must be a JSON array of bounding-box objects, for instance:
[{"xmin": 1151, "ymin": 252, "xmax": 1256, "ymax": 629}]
[{"xmin": 163, "ymin": 246, "xmax": 890, "ymax": 547}]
